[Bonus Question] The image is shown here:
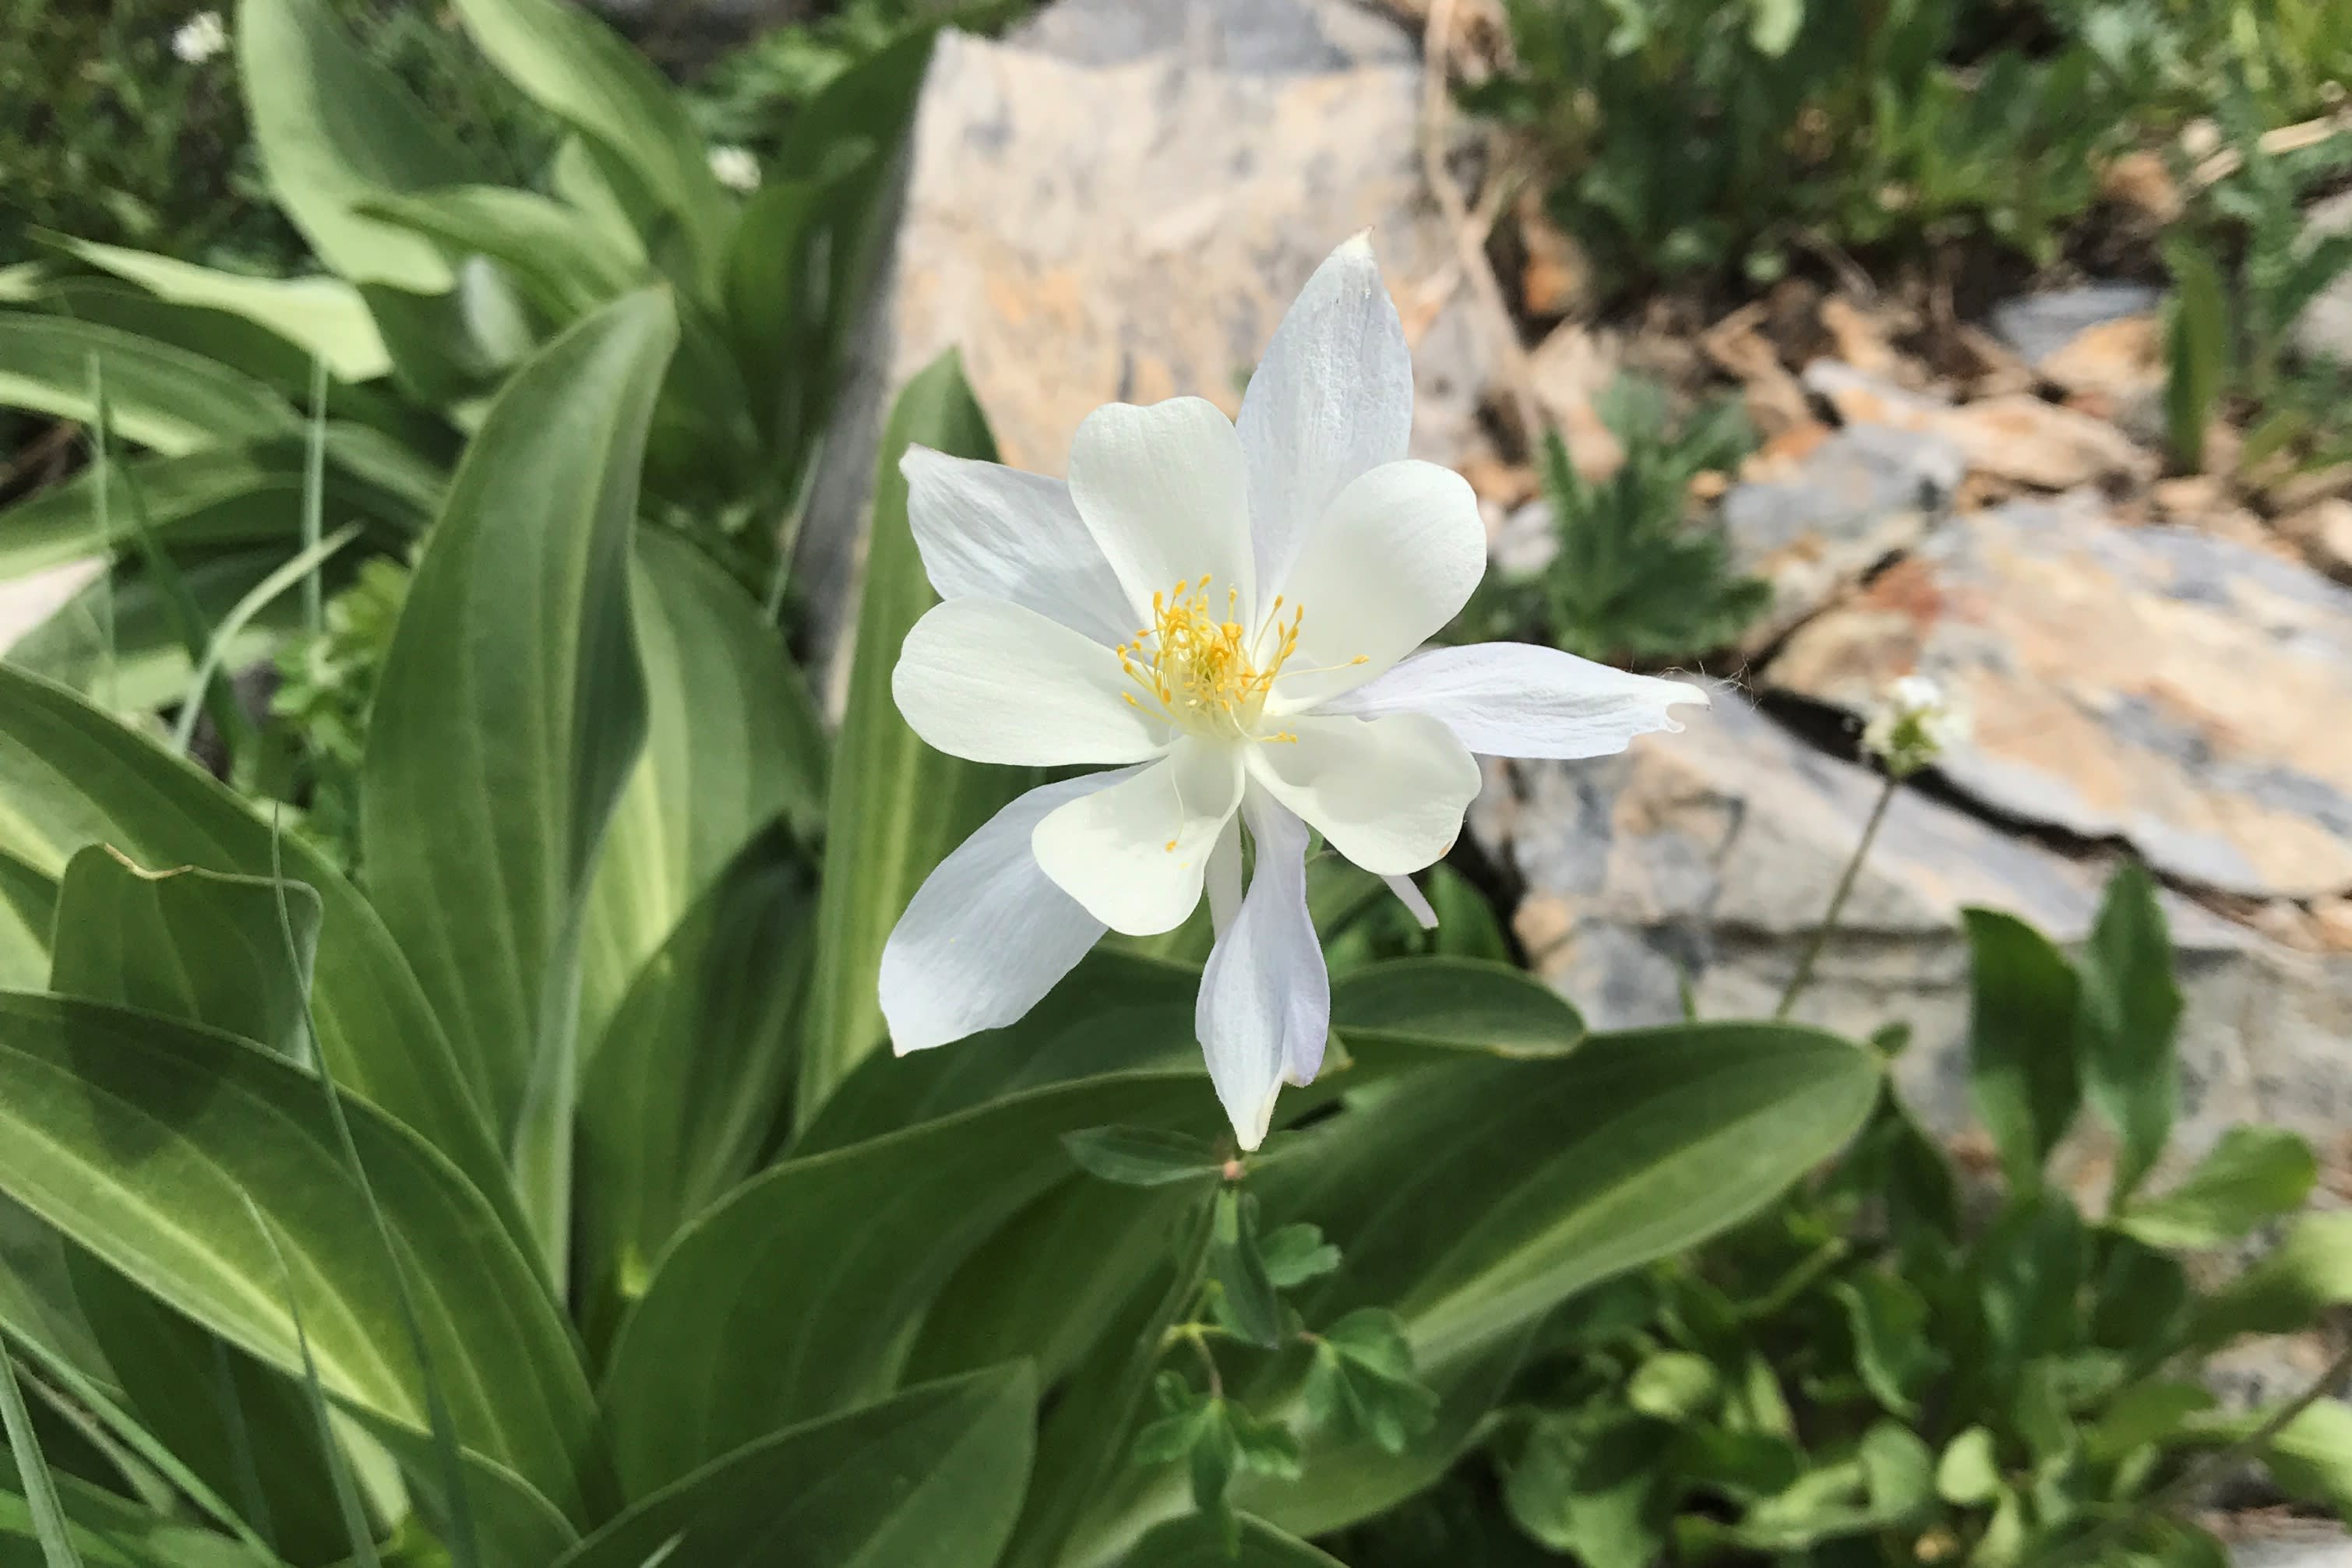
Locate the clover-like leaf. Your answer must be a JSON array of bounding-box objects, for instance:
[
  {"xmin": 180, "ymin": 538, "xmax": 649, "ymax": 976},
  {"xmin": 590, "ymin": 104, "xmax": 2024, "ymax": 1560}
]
[
  {"xmin": 1303, "ymin": 1307, "xmax": 1440, "ymax": 1455},
  {"xmin": 1259, "ymin": 1223, "xmax": 1342, "ymax": 1290}
]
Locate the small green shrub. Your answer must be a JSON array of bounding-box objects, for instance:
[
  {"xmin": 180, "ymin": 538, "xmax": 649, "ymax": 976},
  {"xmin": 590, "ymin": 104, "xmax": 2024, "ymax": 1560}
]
[
  {"xmin": 1457, "ymin": 379, "xmax": 1767, "ymax": 665},
  {"xmin": 1443, "ymin": 865, "xmax": 2352, "ymax": 1568},
  {"xmin": 1468, "ymin": 0, "xmax": 2125, "ymax": 293}
]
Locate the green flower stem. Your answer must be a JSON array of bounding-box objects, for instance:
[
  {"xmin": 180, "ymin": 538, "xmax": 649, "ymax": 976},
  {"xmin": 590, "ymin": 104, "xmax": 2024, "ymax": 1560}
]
[{"xmin": 1775, "ymin": 772, "xmax": 1899, "ymax": 1021}]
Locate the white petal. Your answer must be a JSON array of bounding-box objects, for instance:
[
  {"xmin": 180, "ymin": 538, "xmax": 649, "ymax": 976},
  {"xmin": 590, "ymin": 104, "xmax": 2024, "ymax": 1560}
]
[
  {"xmin": 1239, "ymin": 235, "xmax": 1413, "ymax": 592},
  {"xmin": 1245, "ymin": 711, "xmax": 1479, "ymax": 876},
  {"xmin": 1196, "ymin": 791, "xmax": 1328, "ymax": 1149},
  {"xmin": 1032, "ymin": 740, "xmax": 1243, "ymax": 936},
  {"xmin": 1206, "ymin": 816, "xmax": 1243, "ymax": 938},
  {"xmin": 1383, "ymin": 872, "xmax": 1437, "ymax": 930},
  {"xmin": 893, "ymin": 597, "xmax": 1165, "ymax": 766},
  {"xmin": 901, "ymin": 446, "xmax": 1134, "ymax": 645},
  {"xmin": 880, "ymin": 770, "xmax": 1134, "ymax": 1054},
  {"xmin": 1324, "ymin": 642, "xmax": 1711, "ymax": 758},
  {"xmin": 1267, "ymin": 460, "xmax": 1485, "ymax": 710},
  {"xmin": 1067, "ymin": 397, "xmax": 1256, "ymax": 627}
]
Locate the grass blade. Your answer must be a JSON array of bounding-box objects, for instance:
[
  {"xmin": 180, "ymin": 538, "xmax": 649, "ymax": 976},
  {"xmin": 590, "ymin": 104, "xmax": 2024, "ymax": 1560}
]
[
  {"xmin": 0, "ymin": 1335, "xmax": 84, "ymax": 1568},
  {"xmin": 303, "ymin": 357, "xmax": 326, "ymax": 637},
  {"xmin": 167, "ymin": 522, "xmax": 361, "ymax": 756},
  {"xmin": 239, "ymin": 1195, "xmax": 379, "ymax": 1568},
  {"xmin": 266, "ymin": 808, "xmax": 481, "ymax": 1568},
  {"xmin": 0, "ymin": 1324, "xmax": 275, "ymax": 1554}
]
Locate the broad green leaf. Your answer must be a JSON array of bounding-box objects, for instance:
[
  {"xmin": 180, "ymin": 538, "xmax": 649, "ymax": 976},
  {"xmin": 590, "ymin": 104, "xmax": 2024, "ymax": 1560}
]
[
  {"xmin": 1219, "ymin": 1022, "xmax": 1881, "ymax": 1543},
  {"xmin": 2086, "ymin": 1380, "xmax": 2215, "ymax": 1462},
  {"xmin": 1934, "ymin": 1426, "xmax": 1999, "ymax": 1504},
  {"xmin": 2076, "ymin": 864, "xmax": 2181, "ymax": 1209},
  {"xmin": 1116, "ymin": 1513, "xmax": 1345, "ymax": 1567},
  {"xmin": 2192, "ymin": 1211, "xmax": 2352, "ymax": 1344},
  {"xmin": 576, "ymin": 527, "xmax": 824, "ymax": 1062},
  {"xmin": 2184, "ymin": 1399, "xmax": 2352, "ymax": 1517},
  {"xmin": 555, "ymin": 1367, "xmax": 1035, "ymax": 1568},
  {"xmin": 799, "ymin": 351, "xmax": 1036, "ymax": 1122},
  {"xmin": 361, "ymin": 291, "xmax": 675, "ymax": 1270},
  {"xmin": 49, "ymin": 848, "xmax": 318, "ymax": 1061},
  {"xmin": 0, "ymin": 318, "xmax": 293, "ymax": 455},
  {"xmin": 358, "ymin": 189, "xmax": 644, "ymax": 324},
  {"xmin": 57, "ymin": 241, "xmax": 389, "ymax": 382},
  {"xmin": 0, "ymin": 666, "xmax": 513, "ymax": 1228},
  {"xmin": 0, "ymin": 993, "xmax": 605, "ymax": 1527},
  {"xmin": 1211, "ymin": 1189, "xmax": 1284, "ymax": 1350},
  {"xmin": 0, "ymin": 853, "xmax": 51, "ymax": 993},
  {"xmin": 40, "ymin": 837, "xmax": 358, "ymax": 1552},
  {"xmin": 1976, "ymin": 1193, "xmax": 2086, "ymax": 1380},
  {"xmin": 238, "ymin": 0, "xmax": 474, "ymax": 292},
  {"xmin": 792, "ymin": 951, "xmax": 1199, "ymax": 1156},
  {"xmin": 1061, "ymin": 1129, "xmax": 1226, "ymax": 1189},
  {"xmin": 905, "ymin": 1179, "xmax": 1202, "ymax": 1393},
  {"xmin": 1329, "ymin": 957, "xmax": 1585, "ymax": 1059},
  {"xmin": 996, "ymin": 1207, "xmax": 1209, "ymax": 1568},
  {"xmin": 0, "ymin": 440, "xmax": 424, "ymax": 581},
  {"xmin": 577, "ymin": 827, "xmax": 810, "ymax": 1323},
  {"xmin": 2116, "ymin": 1126, "xmax": 2315, "ymax": 1249},
  {"xmin": 1962, "ymin": 907, "xmax": 2082, "ymax": 1188},
  {"xmin": 601, "ymin": 1063, "xmax": 1218, "ymax": 1496},
  {"xmin": 445, "ymin": 0, "xmax": 732, "ymax": 287}
]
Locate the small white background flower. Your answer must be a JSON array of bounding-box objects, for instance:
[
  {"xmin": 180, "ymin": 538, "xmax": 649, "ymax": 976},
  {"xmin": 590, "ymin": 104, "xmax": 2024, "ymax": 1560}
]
[
  {"xmin": 880, "ymin": 235, "xmax": 1706, "ymax": 1147},
  {"xmin": 707, "ymin": 145, "xmax": 760, "ymax": 193},
  {"xmin": 172, "ymin": 9, "xmax": 227, "ymax": 64}
]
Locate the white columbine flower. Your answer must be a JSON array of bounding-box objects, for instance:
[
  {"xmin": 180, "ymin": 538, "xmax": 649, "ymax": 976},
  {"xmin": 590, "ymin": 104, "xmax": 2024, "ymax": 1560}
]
[
  {"xmin": 172, "ymin": 9, "xmax": 227, "ymax": 63},
  {"xmin": 707, "ymin": 145, "xmax": 760, "ymax": 193},
  {"xmin": 879, "ymin": 235, "xmax": 1708, "ymax": 1147},
  {"xmin": 1861, "ymin": 672, "xmax": 1967, "ymax": 778}
]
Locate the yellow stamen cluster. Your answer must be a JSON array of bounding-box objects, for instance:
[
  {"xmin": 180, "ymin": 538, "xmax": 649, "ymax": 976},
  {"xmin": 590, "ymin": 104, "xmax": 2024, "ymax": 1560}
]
[{"xmin": 1119, "ymin": 576, "xmax": 1303, "ymax": 738}]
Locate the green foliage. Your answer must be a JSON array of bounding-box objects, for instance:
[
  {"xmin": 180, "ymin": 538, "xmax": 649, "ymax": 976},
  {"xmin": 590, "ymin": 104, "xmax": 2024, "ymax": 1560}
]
[
  {"xmin": 1457, "ymin": 379, "xmax": 1765, "ymax": 664},
  {"xmin": 1470, "ymin": 0, "xmax": 2126, "ymax": 291},
  {"xmin": 0, "ymin": 0, "xmax": 932, "ymax": 820},
  {"xmin": 2162, "ymin": 90, "xmax": 2352, "ymax": 474},
  {"xmin": 268, "ymin": 555, "xmax": 410, "ymax": 870},
  {"xmin": 0, "ymin": 0, "xmax": 546, "ymax": 270},
  {"xmin": 0, "ymin": 313, "xmax": 1893, "ymax": 1566},
  {"xmin": 1440, "ymin": 863, "xmax": 2346, "ymax": 1567}
]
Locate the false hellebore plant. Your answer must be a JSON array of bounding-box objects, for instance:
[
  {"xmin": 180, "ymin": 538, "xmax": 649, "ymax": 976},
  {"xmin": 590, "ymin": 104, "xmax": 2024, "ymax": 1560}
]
[{"xmin": 880, "ymin": 236, "xmax": 1706, "ymax": 1146}]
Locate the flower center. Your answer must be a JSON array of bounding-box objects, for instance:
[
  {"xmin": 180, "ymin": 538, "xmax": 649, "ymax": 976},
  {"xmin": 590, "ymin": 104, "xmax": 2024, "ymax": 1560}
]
[{"xmin": 1119, "ymin": 576, "xmax": 1303, "ymax": 739}]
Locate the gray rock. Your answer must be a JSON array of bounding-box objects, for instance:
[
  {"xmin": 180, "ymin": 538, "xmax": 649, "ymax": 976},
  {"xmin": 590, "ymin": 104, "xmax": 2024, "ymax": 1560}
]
[
  {"xmin": 1720, "ymin": 423, "xmax": 1966, "ymax": 649},
  {"xmin": 1470, "ymin": 693, "xmax": 2352, "ymax": 1164},
  {"xmin": 1490, "ymin": 498, "xmax": 1558, "ymax": 578},
  {"xmin": 2231, "ymin": 1527, "xmax": 2352, "ymax": 1568},
  {"xmin": 1765, "ymin": 496, "xmax": 2352, "ymax": 900},
  {"xmin": 1012, "ymin": 0, "xmax": 1413, "ymax": 71},
  {"xmin": 2293, "ymin": 190, "xmax": 2352, "ymax": 368},
  {"xmin": 1992, "ymin": 284, "xmax": 2164, "ymax": 366}
]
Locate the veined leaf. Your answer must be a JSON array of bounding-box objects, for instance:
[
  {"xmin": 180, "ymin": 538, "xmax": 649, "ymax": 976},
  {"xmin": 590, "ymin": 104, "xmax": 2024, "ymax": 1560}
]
[
  {"xmin": 1116, "ymin": 1514, "xmax": 1345, "ymax": 1566},
  {"xmin": 0, "ymin": 666, "xmax": 516, "ymax": 1231},
  {"xmin": 0, "ymin": 993, "xmax": 605, "ymax": 1526},
  {"xmin": 445, "ymin": 0, "xmax": 732, "ymax": 290},
  {"xmin": 799, "ymin": 351, "xmax": 1041, "ymax": 1122},
  {"xmin": 2117, "ymin": 1126, "xmax": 2315, "ymax": 1249},
  {"xmin": 601, "ymin": 1064, "xmax": 1218, "ymax": 1497},
  {"xmin": 9, "ymin": 552, "xmax": 290, "ymax": 718},
  {"xmin": 577, "ymin": 528, "xmax": 824, "ymax": 1063},
  {"xmin": 55, "ymin": 240, "xmax": 389, "ymax": 382},
  {"xmin": 44, "ymin": 847, "xmax": 350, "ymax": 1559},
  {"xmin": 238, "ymin": 0, "xmax": 474, "ymax": 293},
  {"xmin": 361, "ymin": 291, "xmax": 675, "ymax": 1275},
  {"xmin": 0, "ymin": 318, "xmax": 292, "ymax": 455},
  {"xmin": 2077, "ymin": 864, "xmax": 2181, "ymax": 1209},
  {"xmin": 359, "ymin": 189, "xmax": 644, "ymax": 324},
  {"xmin": 577, "ymin": 827, "xmax": 810, "ymax": 1328},
  {"xmin": 555, "ymin": 1367, "xmax": 1035, "ymax": 1568},
  {"xmin": 1963, "ymin": 907, "xmax": 2082, "ymax": 1189},
  {"xmin": 1330, "ymin": 958, "xmax": 1585, "ymax": 1060}
]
